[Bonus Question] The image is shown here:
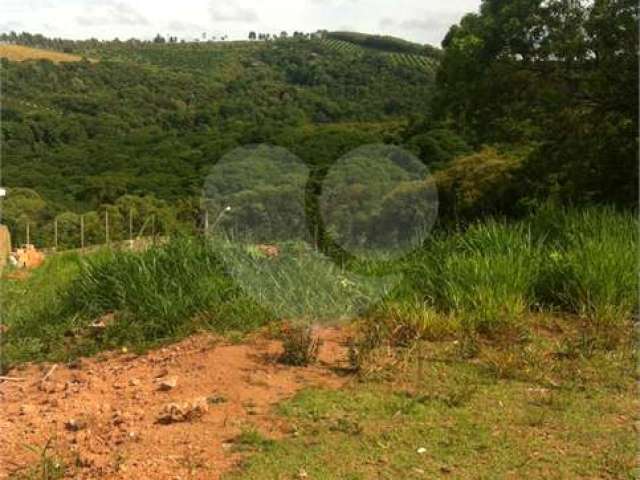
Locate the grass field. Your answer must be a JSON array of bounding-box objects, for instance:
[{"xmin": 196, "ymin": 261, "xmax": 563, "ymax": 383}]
[
  {"xmin": 0, "ymin": 44, "xmax": 85, "ymax": 63},
  {"xmin": 227, "ymin": 314, "xmax": 637, "ymax": 479},
  {"xmin": 1, "ymin": 207, "xmax": 636, "ymax": 368},
  {"xmin": 1, "ymin": 206, "xmax": 637, "ymax": 479}
]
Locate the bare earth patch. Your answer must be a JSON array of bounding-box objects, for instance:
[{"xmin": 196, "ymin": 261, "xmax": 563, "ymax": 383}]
[
  {"xmin": 0, "ymin": 327, "xmax": 350, "ymax": 479},
  {"xmin": 0, "ymin": 45, "xmax": 90, "ymax": 63}
]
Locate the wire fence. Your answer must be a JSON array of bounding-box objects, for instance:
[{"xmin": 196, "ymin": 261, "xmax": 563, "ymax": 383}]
[{"xmin": 8, "ymin": 209, "xmax": 184, "ymax": 255}]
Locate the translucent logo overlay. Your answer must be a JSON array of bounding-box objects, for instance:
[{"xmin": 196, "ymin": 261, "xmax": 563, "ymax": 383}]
[{"xmin": 203, "ymin": 144, "xmax": 438, "ymax": 324}]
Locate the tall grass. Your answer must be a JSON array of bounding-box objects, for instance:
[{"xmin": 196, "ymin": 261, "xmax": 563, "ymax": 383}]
[
  {"xmin": 217, "ymin": 240, "xmax": 395, "ymax": 323},
  {"xmin": 400, "ymin": 221, "xmax": 542, "ymax": 332},
  {"xmin": 68, "ymin": 237, "xmax": 273, "ymax": 342},
  {"xmin": 533, "ymin": 208, "xmax": 638, "ymax": 324},
  {"xmin": 0, "ymin": 238, "xmax": 272, "ymax": 368},
  {"xmin": 1, "ymin": 207, "xmax": 636, "ymax": 367},
  {"xmin": 384, "ymin": 207, "xmax": 637, "ymax": 334}
]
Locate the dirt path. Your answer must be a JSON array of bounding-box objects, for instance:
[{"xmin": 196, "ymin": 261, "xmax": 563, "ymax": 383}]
[{"xmin": 0, "ymin": 328, "xmax": 351, "ymax": 479}]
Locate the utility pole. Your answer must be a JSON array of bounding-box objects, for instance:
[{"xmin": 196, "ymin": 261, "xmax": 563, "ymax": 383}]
[
  {"xmin": 204, "ymin": 210, "xmax": 209, "ymax": 236},
  {"xmin": 26, "ymin": 222, "xmax": 30, "ymax": 246},
  {"xmin": 54, "ymin": 217, "xmax": 58, "ymax": 250}
]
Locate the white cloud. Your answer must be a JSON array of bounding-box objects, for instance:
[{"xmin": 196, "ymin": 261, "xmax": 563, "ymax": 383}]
[
  {"xmin": 209, "ymin": 1, "xmax": 258, "ymax": 23},
  {"xmin": 167, "ymin": 20, "xmax": 207, "ymax": 33},
  {"xmin": 0, "ymin": 0, "xmax": 480, "ymax": 44},
  {"xmin": 76, "ymin": 1, "xmax": 149, "ymax": 27}
]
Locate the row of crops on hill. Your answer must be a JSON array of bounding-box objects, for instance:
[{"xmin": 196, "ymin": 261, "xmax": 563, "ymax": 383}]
[
  {"xmin": 386, "ymin": 52, "xmax": 439, "ymax": 73},
  {"xmin": 321, "ymin": 38, "xmax": 364, "ymax": 56},
  {"xmin": 321, "ymin": 38, "xmax": 438, "ymax": 73}
]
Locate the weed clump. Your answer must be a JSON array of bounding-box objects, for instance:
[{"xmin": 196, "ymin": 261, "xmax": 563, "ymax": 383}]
[{"xmin": 279, "ymin": 324, "xmax": 321, "ymax": 366}]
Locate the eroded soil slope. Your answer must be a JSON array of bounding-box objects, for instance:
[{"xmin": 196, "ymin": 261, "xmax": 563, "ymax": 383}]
[{"xmin": 1, "ymin": 328, "xmax": 350, "ymax": 479}]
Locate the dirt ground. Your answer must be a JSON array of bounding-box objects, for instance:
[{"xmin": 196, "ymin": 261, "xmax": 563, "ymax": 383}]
[{"xmin": 0, "ymin": 328, "xmax": 351, "ymax": 479}]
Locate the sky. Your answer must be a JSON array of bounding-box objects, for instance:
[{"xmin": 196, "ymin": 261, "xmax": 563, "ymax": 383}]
[{"xmin": 0, "ymin": 0, "xmax": 481, "ymax": 46}]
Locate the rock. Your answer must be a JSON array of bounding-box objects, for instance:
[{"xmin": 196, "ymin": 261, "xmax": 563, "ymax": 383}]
[
  {"xmin": 155, "ymin": 368, "xmax": 169, "ymax": 378},
  {"xmin": 19, "ymin": 405, "xmax": 36, "ymax": 416},
  {"xmin": 158, "ymin": 377, "xmax": 177, "ymax": 391},
  {"xmin": 157, "ymin": 397, "xmax": 208, "ymax": 425},
  {"xmin": 206, "ymin": 394, "xmax": 227, "ymax": 405},
  {"xmin": 129, "ymin": 378, "xmax": 140, "ymax": 387},
  {"xmin": 39, "ymin": 381, "xmax": 59, "ymax": 394},
  {"xmin": 67, "ymin": 358, "xmax": 83, "ymax": 370},
  {"xmin": 70, "ymin": 372, "xmax": 87, "ymax": 384},
  {"xmin": 112, "ymin": 412, "xmax": 125, "ymax": 426},
  {"xmin": 65, "ymin": 418, "xmax": 88, "ymax": 432}
]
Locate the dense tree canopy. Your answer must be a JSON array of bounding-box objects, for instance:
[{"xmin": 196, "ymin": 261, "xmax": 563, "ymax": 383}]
[
  {"xmin": 0, "ymin": 4, "xmax": 636, "ymax": 249},
  {"xmin": 435, "ymin": 0, "xmax": 638, "ymax": 206}
]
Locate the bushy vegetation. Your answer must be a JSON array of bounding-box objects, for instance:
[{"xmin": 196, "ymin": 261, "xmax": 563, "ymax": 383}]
[
  {"xmin": 389, "ymin": 208, "xmax": 638, "ymax": 333},
  {"xmin": 435, "ymin": 0, "xmax": 638, "ymax": 207},
  {"xmin": 0, "ymin": 238, "xmax": 272, "ymax": 368},
  {"xmin": 1, "ymin": 207, "xmax": 635, "ymax": 370}
]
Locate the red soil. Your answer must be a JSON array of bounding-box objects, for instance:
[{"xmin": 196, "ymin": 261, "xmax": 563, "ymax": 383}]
[{"xmin": 0, "ymin": 328, "xmax": 350, "ymax": 479}]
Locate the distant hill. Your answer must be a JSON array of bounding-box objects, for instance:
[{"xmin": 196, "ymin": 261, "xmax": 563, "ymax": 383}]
[
  {"xmin": 325, "ymin": 31, "xmax": 442, "ymax": 58},
  {"xmin": 1, "ymin": 33, "xmax": 438, "ymax": 213},
  {"xmin": 0, "ymin": 44, "xmax": 84, "ymax": 63}
]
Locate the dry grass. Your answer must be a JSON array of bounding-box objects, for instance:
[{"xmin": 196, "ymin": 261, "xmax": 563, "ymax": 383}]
[{"xmin": 0, "ymin": 45, "xmax": 84, "ymax": 63}]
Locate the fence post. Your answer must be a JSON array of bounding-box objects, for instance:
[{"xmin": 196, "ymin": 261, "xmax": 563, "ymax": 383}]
[
  {"xmin": 105, "ymin": 210, "xmax": 110, "ymax": 245},
  {"xmin": 151, "ymin": 215, "xmax": 156, "ymax": 245},
  {"xmin": 54, "ymin": 217, "xmax": 58, "ymax": 250},
  {"xmin": 80, "ymin": 215, "xmax": 85, "ymax": 250},
  {"xmin": 129, "ymin": 208, "xmax": 133, "ymax": 249},
  {"xmin": 204, "ymin": 210, "xmax": 209, "ymax": 236},
  {"xmin": 26, "ymin": 222, "xmax": 30, "ymax": 246}
]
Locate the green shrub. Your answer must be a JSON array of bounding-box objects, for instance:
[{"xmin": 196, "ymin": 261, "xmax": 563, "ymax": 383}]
[
  {"xmin": 534, "ymin": 207, "xmax": 638, "ymax": 324},
  {"xmin": 0, "ymin": 237, "xmax": 272, "ymax": 367},
  {"xmin": 69, "ymin": 237, "xmax": 271, "ymax": 340},
  {"xmin": 402, "ymin": 221, "xmax": 541, "ymax": 332}
]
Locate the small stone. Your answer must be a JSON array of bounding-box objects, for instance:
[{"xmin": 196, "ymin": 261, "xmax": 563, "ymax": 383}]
[
  {"xmin": 158, "ymin": 377, "xmax": 177, "ymax": 391},
  {"xmin": 207, "ymin": 395, "xmax": 227, "ymax": 405},
  {"xmin": 129, "ymin": 378, "xmax": 140, "ymax": 387},
  {"xmin": 19, "ymin": 405, "xmax": 36, "ymax": 416},
  {"xmin": 39, "ymin": 381, "xmax": 59, "ymax": 394},
  {"xmin": 65, "ymin": 418, "xmax": 88, "ymax": 432},
  {"xmin": 68, "ymin": 359, "xmax": 83, "ymax": 370},
  {"xmin": 157, "ymin": 397, "xmax": 208, "ymax": 424},
  {"xmin": 417, "ymin": 447, "xmax": 427, "ymax": 455},
  {"xmin": 155, "ymin": 368, "xmax": 169, "ymax": 378}
]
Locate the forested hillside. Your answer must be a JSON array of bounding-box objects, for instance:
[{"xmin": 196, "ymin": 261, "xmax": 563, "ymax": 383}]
[
  {"xmin": 0, "ymin": 0, "xmax": 637, "ymax": 249},
  {"xmin": 1, "ymin": 33, "xmax": 449, "ymax": 245}
]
